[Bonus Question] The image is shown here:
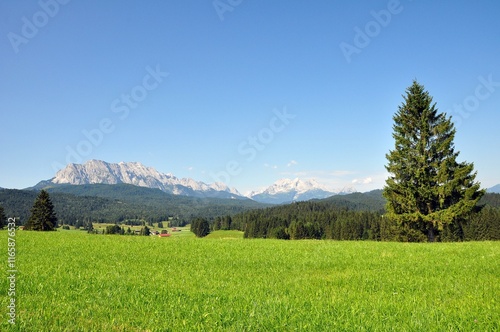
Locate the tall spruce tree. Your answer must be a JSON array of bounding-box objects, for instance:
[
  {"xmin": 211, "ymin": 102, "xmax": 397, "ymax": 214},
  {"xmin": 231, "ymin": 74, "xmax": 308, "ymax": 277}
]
[
  {"xmin": 383, "ymin": 81, "xmax": 484, "ymax": 242},
  {"xmin": 25, "ymin": 190, "xmax": 58, "ymax": 231}
]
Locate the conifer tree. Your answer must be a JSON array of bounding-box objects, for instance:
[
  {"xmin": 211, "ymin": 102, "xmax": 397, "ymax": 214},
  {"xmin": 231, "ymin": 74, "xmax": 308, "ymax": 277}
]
[
  {"xmin": 25, "ymin": 190, "xmax": 58, "ymax": 231},
  {"xmin": 140, "ymin": 225, "xmax": 150, "ymax": 236},
  {"xmin": 190, "ymin": 217, "xmax": 210, "ymax": 237},
  {"xmin": 383, "ymin": 81, "xmax": 484, "ymax": 241},
  {"xmin": 85, "ymin": 220, "xmax": 94, "ymax": 234}
]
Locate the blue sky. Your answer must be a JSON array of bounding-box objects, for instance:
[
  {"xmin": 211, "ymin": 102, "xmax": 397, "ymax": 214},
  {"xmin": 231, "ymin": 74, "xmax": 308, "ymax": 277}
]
[{"xmin": 1, "ymin": 0, "xmax": 499, "ymax": 194}]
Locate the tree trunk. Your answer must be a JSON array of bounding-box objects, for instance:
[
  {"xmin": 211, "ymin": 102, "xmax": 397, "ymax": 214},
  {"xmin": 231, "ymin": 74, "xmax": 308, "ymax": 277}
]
[{"xmin": 427, "ymin": 227, "xmax": 435, "ymax": 242}]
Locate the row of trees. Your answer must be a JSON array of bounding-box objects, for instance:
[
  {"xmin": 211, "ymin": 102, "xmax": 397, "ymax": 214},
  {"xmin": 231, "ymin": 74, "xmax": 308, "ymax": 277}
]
[
  {"xmin": 212, "ymin": 215, "xmax": 233, "ymax": 231},
  {"xmin": 233, "ymin": 200, "xmax": 500, "ymax": 242},
  {"xmin": 0, "ymin": 187, "xmax": 263, "ymax": 228},
  {"xmin": 15, "ymin": 185, "xmax": 499, "ymax": 241},
  {"xmin": 3, "ymin": 189, "xmax": 186, "ymax": 235},
  {"xmin": 12, "ymin": 189, "xmax": 209, "ymax": 238},
  {"xmin": 103, "ymin": 224, "xmax": 153, "ymax": 236}
]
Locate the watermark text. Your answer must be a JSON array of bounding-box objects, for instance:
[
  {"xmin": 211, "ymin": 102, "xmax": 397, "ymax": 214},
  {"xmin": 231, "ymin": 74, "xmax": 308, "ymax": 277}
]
[
  {"xmin": 340, "ymin": 0, "xmax": 404, "ymax": 63},
  {"xmin": 51, "ymin": 65, "xmax": 169, "ymax": 172},
  {"xmin": 7, "ymin": 218, "xmax": 17, "ymax": 325},
  {"xmin": 447, "ymin": 74, "xmax": 499, "ymax": 127},
  {"xmin": 213, "ymin": 0, "xmax": 243, "ymax": 21},
  {"xmin": 7, "ymin": 0, "xmax": 71, "ymax": 54},
  {"xmin": 210, "ymin": 107, "xmax": 296, "ymax": 184}
]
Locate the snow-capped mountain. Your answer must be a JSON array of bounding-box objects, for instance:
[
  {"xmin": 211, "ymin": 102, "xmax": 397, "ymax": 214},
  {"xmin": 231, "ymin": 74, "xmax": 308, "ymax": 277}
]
[
  {"xmin": 39, "ymin": 160, "xmax": 243, "ymax": 199},
  {"xmin": 248, "ymin": 178, "xmax": 356, "ymax": 204},
  {"xmin": 32, "ymin": 160, "xmax": 360, "ymax": 203}
]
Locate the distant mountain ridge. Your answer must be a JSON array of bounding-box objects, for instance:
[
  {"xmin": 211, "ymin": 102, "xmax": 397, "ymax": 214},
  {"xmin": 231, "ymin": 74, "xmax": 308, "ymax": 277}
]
[
  {"xmin": 35, "ymin": 160, "xmax": 243, "ymax": 199},
  {"xmin": 488, "ymin": 184, "xmax": 500, "ymax": 194},
  {"xmin": 248, "ymin": 178, "xmax": 356, "ymax": 204},
  {"xmin": 28, "ymin": 160, "xmax": 500, "ymax": 204},
  {"xmin": 31, "ymin": 160, "xmax": 360, "ymax": 204}
]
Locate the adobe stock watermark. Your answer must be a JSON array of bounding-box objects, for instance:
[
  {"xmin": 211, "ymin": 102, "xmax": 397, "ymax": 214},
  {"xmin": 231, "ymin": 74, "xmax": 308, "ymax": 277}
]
[
  {"xmin": 210, "ymin": 107, "xmax": 296, "ymax": 184},
  {"xmin": 7, "ymin": 218, "xmax": 17, "ymax": 325},
  {"xmin": 447, "ymin": 74, "xmax": 499, "ymax": 128},
  {"xmin": 213, "ymin": 0, "xmax": 243, "ymax": 21},
  {"xmin": 7, "ymin": 0, "xmax": 71, "ymax": 54},
  {"xmin": 51, "ymin": 65, "xmax": 169, "ymax": 172},
  {"xmin": 339, "ymin": 0, "xmax": 406, "ymax": 63}
]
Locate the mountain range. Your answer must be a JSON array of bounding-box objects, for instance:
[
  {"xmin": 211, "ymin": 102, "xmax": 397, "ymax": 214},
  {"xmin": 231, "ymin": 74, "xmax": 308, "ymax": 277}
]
[
  {"xmin": 28, "ymin": 159, "xmax": 500, "ymax": 204},
  {"xmin": 248, "ymin": 178, "xmax": 356, "ymax": 204},
  {"xmin": 32, "ymin": 160, "xmax": 354, "ymax": 204},
  {"xmin": 3, "ymin": 159, "xmax": 499, "ymax": 226},
  {"xmin": 34, "ymin": 160, "xmax": 243, "ymax": 200}
]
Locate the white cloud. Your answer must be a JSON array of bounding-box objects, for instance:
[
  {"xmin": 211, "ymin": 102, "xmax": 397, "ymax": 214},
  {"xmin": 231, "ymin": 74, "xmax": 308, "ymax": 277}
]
[
  {"xmin": 264, "ymin": 163, "xmax": 278, "ymax": 169},
  {"xmin": 276, "ymin": 169, "xmax": 357, "ymax": 191},
  {"xmin": 287, "ymin": 160, "xmax": 298, "ymax": 167},
  {"xmin": 280, "ymin": 169, "xmax": 355, "ymax": 178},
  {"xmin": 275, "ymin": 169, "xmax": 389, "ymax": 192},
  {"xmin": 352, "ymin": 177, "xmax": 373, "ymax": 185}
]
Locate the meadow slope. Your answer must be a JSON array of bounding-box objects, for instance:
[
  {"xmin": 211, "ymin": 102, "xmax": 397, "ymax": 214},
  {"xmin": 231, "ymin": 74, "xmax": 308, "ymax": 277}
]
[{"xmin": 1, "ymin": 230, "xmax": 499, "ymax": 331}]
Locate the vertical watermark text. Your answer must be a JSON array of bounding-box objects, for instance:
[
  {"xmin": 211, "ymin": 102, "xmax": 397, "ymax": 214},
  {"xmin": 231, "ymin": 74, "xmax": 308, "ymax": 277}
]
[{"xmin": 6, "ymin": 218, "xmax": 17, "ymax": 325}]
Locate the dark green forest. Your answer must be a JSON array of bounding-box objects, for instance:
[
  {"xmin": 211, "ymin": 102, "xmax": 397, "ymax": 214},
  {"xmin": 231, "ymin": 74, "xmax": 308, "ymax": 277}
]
[
  {"xmin": 228, "ymin": 192, "xmax": 500, "ymax": 242},
  {"xmin": 0, "ymin": 184, "xmax": 267, "ymax": 227},
  {"xmin": 1, "ymin": 185, "xmax": 499, "ymax": 241}
]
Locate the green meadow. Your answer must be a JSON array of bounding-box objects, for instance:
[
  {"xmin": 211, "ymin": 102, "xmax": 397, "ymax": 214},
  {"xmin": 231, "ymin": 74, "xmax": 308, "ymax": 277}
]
[{"xmin": 1, "ymin": 229, "xmax": 499, "ymax": 331}]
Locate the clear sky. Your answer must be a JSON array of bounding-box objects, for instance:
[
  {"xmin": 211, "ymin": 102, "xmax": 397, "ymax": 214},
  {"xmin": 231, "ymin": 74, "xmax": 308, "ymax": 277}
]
[{"xmin": 1, "ymin": 0, "xmax": 499, "ymax": 194}]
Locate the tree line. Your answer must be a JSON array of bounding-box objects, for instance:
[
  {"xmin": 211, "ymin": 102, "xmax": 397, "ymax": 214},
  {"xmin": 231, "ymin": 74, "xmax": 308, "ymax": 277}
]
[
  {"xmin": 2, "ymin": 189, "xmax": 498, "ymax": 241},
  {"xmin": 224, "ymin": 199, "xmax": 500, "ymax": 242},
  {"xmin": 0, "ymin": 186, "xmax": 266, "ymax": 227}
]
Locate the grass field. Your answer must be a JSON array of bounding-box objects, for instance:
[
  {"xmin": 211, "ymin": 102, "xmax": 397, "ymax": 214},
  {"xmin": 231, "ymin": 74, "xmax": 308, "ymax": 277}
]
[{"xmin": 1, "ymin": 229, "xmax": 499, "ymax": 331}]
